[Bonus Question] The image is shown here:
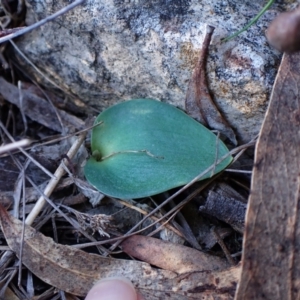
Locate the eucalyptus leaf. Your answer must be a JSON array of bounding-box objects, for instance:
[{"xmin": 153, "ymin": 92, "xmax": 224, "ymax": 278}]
[{"xmin": 84, "ymin": 99, "xmax": 232, "ymax": 199}]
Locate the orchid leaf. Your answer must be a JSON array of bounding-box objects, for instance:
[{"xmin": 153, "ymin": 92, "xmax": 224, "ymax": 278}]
[{"xmin": 84, "ymin": 99, "xmax": 232, "ymax": 199}]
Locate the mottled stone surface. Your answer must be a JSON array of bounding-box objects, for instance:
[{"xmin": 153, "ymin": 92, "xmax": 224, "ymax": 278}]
[{"xmin": 15, "ymin": 0, "xmax": 300, "ymax": 142}]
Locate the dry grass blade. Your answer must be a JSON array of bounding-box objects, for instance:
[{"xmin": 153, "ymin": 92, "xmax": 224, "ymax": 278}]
[
  {"xmin": 235, "ymin": 52, "xmax": 300, "ymax": 299},
  {"xmin": 0, "ymin": 203, "xmax": 241, "ymax": 299}
]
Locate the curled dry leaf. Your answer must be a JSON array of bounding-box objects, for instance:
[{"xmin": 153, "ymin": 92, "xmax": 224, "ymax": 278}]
[
  {"xmin": 235, "ymin": 53, "xmax": 300, "ymax": 299},
  {"xmin": 185, "ymin": 25, "xmax": 237, "ymax": 145},
  {"xmin": 0, "ymin": 204, "xmax": 240, "ymax": 299},
  {"xmin": 121, "ymin": 235, "xmax": 229, "ymax": 274}
]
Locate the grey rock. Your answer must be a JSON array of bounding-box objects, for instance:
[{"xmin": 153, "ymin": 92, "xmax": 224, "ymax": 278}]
[{"xmin": 14, "ymin": 0, "xmax": 300, "ymax": 142}]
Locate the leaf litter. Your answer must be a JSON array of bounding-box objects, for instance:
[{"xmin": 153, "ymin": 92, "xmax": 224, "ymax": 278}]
[
  {"xmin": 0, "ymin": 77, "xmax": 84, "ymax": 133},
  {"xmin": 0, "ymin": 204, "xmax": 241, "ymax": 299},
  {"xmin": 0, "ymin": 2, "xmax": 263, "ymax": 299}
]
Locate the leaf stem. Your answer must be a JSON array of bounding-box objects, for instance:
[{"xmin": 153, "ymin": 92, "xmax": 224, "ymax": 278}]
[{"xmin": 100, "ymin": 149, "xmax": 164, "ymax": 161}]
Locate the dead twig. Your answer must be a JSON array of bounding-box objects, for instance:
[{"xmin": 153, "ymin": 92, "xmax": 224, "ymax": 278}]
[
  {"xmin": 25, "ymin": 132, "xmax": 87, "ymax": 225},
  {"xmin": 0, "ymin": 139, "xmax": 32, "ymax": 155},
  {"xmin": 0, "ymin": 0, "xmax": 86, "ymax": 44},
  {"xmin": 0, "ymin": 121, "xmax": 55, "ymax": 179}
]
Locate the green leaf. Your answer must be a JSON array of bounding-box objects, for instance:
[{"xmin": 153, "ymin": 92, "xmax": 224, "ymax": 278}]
[{"xmin": 84, "ymin": 99, "xmax": 232, "ymax": 199}]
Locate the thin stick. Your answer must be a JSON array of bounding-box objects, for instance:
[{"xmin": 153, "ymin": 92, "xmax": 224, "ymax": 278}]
[
  {"xmin": 18, "ymin": 81, "xmax": 28, "ymax": 134},
  {"xmin": 18, "ymin": 168, "xmax": 26, "ymax": 287},
  {"xmin": 25, "ymin": 132, "xmax": 87, "ymax": 225},
  {"xmin": 0, "ymin": 121, "xmax": 55, "ymax": 178},
  {"xmin": 0, "ymin": 120, "xmax": 100, "ymax": 156},
  {"xmin": 0, "ymin": 0, "xmax": 86, "ymax": 44},
  {"xmin": 33, "ymin": 121, "xmax": 101, "ymax": 147},
  {"xmin": 225, "ymin": 169, "xmax": 252, "ymax": 174},
  {"xmin": 0, "ymin": 139, "xmax": 32, "ymax": 155},
  {"xmin": 212, "ymin": 227, "xmax": 236, "ymax": 266},
  {"xmin": 0, "ymin": 27, "xmax": 26, "ymax": 38}
]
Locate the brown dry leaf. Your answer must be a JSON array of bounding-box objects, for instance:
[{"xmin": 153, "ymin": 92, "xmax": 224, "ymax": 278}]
[
  {"xmin": 235, "ymin": 52, "xmax": 300, "ymax": 299},
  {"xmin": 121, "ymin": 235, "xmax": 229, "ymax": 274},
  {"xmin": 0, "ymin": 77, "xmax": 83, "ymax": 132},
  {"xmin": 185, "ymin": 25, "xmax": 237, "ymax": 145},
  {"xmin": 0, "ymin": 204, "xmax": 240, "ymax": 299},
  {"xmin": 21, "ymin": 82, "xmax": 84, "ymax": 116}
]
